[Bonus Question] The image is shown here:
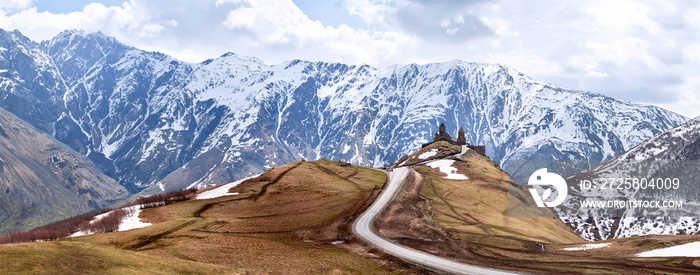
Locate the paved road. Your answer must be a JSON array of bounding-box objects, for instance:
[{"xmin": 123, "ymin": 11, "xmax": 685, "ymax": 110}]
[{"xmin": 352, "ymin": 167, "xmax": 516, "ymax": 275}]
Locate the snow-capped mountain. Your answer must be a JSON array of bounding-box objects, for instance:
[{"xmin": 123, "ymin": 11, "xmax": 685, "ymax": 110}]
[
  {"xmin": 557, "ymin": 117, "xmax": 700, "ymax": 241},
  {"xmin": 0, "ymin": 29, "xmax": 688, "ymax": 194}
]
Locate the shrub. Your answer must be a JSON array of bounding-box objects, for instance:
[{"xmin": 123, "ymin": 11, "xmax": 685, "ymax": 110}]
[
  {"xmin": 85, "ymin": 208, "xmax": 129, "ymax": 233},
  {"xmin": 133, "ymin": 187, "xmax": 198, "ymax": 209},
  {"xmin": 0, "ymin": 208, "xmax": 112, "ymax": 244},
  {"xmin": 0, "ymin": 187, "xmax": 198, "ymax": 244}
]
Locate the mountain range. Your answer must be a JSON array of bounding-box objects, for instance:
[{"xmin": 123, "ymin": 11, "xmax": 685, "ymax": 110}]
[
  {"xmin": 0, "ymin": 28, "xmax": 688, "ymax": 231},
  {"xmin": 557, "ymin": 117, "xmax": 700, "ymax": 241}
]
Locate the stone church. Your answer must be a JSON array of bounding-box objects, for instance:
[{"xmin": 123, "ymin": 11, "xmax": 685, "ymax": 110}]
[{"xmin": 424, "ymin": 123, "xmax": 486, "ymax": 155}]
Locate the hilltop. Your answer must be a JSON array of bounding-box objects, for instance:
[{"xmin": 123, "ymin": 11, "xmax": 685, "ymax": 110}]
[{"xmin": 374, "ymin": 142, "xmax": 700, "ymax": 273}]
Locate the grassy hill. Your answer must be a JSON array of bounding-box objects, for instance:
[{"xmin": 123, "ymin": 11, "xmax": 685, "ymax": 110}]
[
  {"xmin": 418, "ymin": 149, "xmax": 583, "ymax": 244},
  {"xmin": 375, "ymin": 146, "xmax": 700, "ymax": 273},
  {"xmin": 395, "ymin": 141, "xmax": 461, "ymax": 166},
  {"xmin": 0, "ymin": 241, "xmax": 239, "ymax": 274},
  {"xmin": 0, "ymin": 160, "xmax": 405, "ymax": 274}
]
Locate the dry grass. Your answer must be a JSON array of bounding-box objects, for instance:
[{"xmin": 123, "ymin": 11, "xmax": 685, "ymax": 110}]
[
  {"xmin": 130, "ymin": 160, "xmax": 391, "ymax": 273},
  {"xmin": 418, "ymin": 150, "xmax": 583, "ymax": 244},
  {"xmin": 0, "ymin": 241, "xmax": 240, "ymax": 274},
  {"xmin": 0, "ymin": 160, "xmax": 394, "ymax": 274},
  {"xmin": 396, "ymin": 141, "xmax": 461, "ymax": 166},
  {"xmin": 381, "ymin": 149, "xmax": 700, "ymax": 273}
]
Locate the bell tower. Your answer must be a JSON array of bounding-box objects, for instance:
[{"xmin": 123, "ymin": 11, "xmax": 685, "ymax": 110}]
[
  {"xmin": 433, "ymin": 123, "xmax": 452, "ymax": 142},
  {"xmin": 457, "ymin": 127, "xmax": 467, "ymax": 145}
]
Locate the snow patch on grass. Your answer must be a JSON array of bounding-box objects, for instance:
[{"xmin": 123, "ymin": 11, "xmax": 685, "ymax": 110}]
[
  {"xmin": 561, "ymin": 243, "xmax": 611, "ymax": 251},
  {"xmin": 196, "ymin": 174, "xmax": 259, "ymax": 200},
  {"xmin": 637, "ymin": 241, "xmax": 700, "ymax": 257},
  {"xmin": 426, "ymin": 159, "xmax": 468, "ymax": 180},
  {"xmin": 418, "ymin": 148, "xmax": 438, "ymax": 160},
  {"xmin": 119, "ymin": 207, "xmax": 152, "ymax": 231},
  {"xmin": 71, "ymin": 206, "xmax": 151, "ymax": 237}
]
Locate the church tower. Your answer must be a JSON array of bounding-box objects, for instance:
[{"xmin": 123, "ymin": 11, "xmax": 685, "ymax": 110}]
[
  {"xmin": 433, "ymin": 122, "xmax": 452, "ymax": 142},
  {"xmin": 457, "ymin": 127, "xmax": 467, "ymax": 145},
  {"xmin": 422, "ymin": 123, "xmax": 486, "ymax": 155}
]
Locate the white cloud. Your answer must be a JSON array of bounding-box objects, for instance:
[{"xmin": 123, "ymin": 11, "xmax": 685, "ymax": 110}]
[
  {"xmin": 440, "ymin": 15, "xmax": 465, "ymax": 35},
  {"xmin": 0, "ymin": 0, "xmax": 33, "ymax": 10},
  {"xmin": 0, "ymin": 3, "xmax": 148, "ymax": 41},
  {"xmin": 584, "ymin": 71, "xmax": 609, "ymax": 78},
  {"xmin": 582, "ymin": 0, "xmax": 662, "ymax": 34},
  {"xmin": 344, "ymin": 0, "xmax": 397, "ymax": 25},
  {"xmin": 0, "ymin": 0, "xmax": 413, "ymax": 65}
]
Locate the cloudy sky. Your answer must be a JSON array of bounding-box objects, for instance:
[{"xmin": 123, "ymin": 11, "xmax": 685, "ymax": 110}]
[{"xmin": 1, "ymin": 0, "xmax": 698, "ymax": 118}]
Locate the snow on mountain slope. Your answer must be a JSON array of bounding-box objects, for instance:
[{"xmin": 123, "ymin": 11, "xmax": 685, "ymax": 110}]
[
  {"xmin": 557, "ymin": 117, "xmax": 700, "ymax": 241},
  {"xmin": 0, "ymin": 29, "xmax": 688, "ymax": 194}
]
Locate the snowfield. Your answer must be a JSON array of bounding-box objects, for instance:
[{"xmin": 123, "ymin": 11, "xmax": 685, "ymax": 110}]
[
  {"xmin": 426, "ymin": 159, "xmax": 468, "ymax": 180},
  {"xmin": 561, "ymin": 243, "xmax": 611, "ymax": 251},
  {"xmin": 196, "ymin": 174, "xmax": 259, "ymax": 200},
  {"xmin": 637, "ymin": 241, "xmax": 700, "ymax": 257}
]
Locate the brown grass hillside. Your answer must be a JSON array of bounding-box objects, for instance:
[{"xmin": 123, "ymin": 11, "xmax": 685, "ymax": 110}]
[
  {"xmin": 375, "ymin": 148, "xmax": 700, "ymax": 274},
  {"xmin": 419, "ymin": 149, "xmax": 583, "ymax": 244},
  {"xmin": 0, "ymin": 160, "xmax": 403, "ymax": 274},
  {"xmin": 396, "ymin": 141, "xmax": 461, "ymax": 167}
]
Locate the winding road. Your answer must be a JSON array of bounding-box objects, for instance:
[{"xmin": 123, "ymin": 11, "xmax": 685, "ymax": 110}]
[{"xmin": 351, "ymin": 166, "xmax": 516, "ymax": 275}]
